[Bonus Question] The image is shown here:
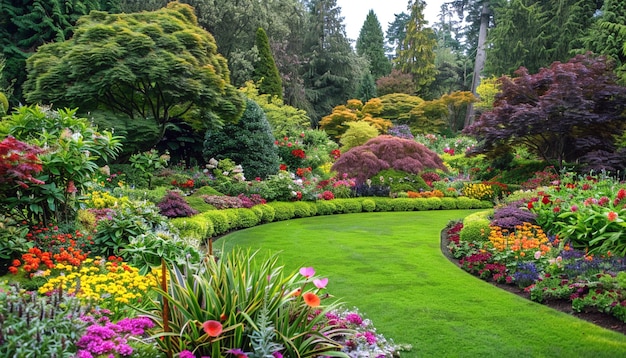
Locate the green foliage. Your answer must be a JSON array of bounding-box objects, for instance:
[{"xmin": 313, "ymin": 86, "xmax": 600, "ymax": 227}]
[
  {"xmin": 440, "ymin": 197, "xmax": 458, "ymax": 210},
  {"xmin": 0, "ymin": 105, "xmax": 122, "ymax": 225},
  {"xmin": 204, "ymin": 98, "xmax": 280, "ymax": 179},
  {"xmin": 23, "ymin": 2, "xmax": 245, "ymax": 151},
  {"xmin": 361, "ymin": 198, "xmax": 376, "ymax": 212},
  {"xmin": 239, "ymin": 81, "xmax": 310, "ymax": 138},
  {"xmin": 0, "ymin": 92, "xmax": 8, "ymax": 116},
  {"xmin": 392, "ymin": 198, "xmax": 414, "ymax": 211},
  {"xmin": 292, "ymin": 201, "xmax": 315, "ymax": 218},
  {"xmin": 267, "ymin": 201, "xmax": 295, "ymax": 221},
  {"xmin": 475, "ymin": 76, "xmax": 500, "ymax": 112},
  {"xmin": 171, "ymin": 214, "xmax": 215, "ymax": 240},
  {"xmin": 87, "ymin": 109, "xmax": 160, "ymax": 158},
  {"xmin": 129, "ymin": 149, "xmax": 170, "ymax": 189},
  {"xmin": 371, "ymin": 197, "xmax": 393, "ymax": 212},
  {"xmin": 139, "ymin": 248, "xmax": 348, "ymax": 356},
  {"xmin": 184, "ymin": 196, "xmax": 217, "ymax": 212},
  {"xmin": 0, "ymin": 215, "xmax": 31, "ymax": 264},
  {"xmin": 377, "ymin": 93, "xmax": 424, "ymax": 123},
  {"xmin": 320, "ymin": 98, "xmax": 391, "ymax": 141},
  {"xmin": 339, "ymin": 121, "xmax": 379, "ymax": 152},
  {"xmin": 202, "ymin": 210, "xmax": 230, "ymax": 235},
  {"xmin": 460, "ymin": 210, "xmax": 493, "ymax": 242},
  {"xmin": 394, "ymin": 0, "xmax": 437, "ymax": 94},
  {"xmin": 253, "ymin": 27, "xmax": 282, "ymax": 98},
  {"xmin": 356, "ymin": 10, "xmax": 391, "ymax": 79},
  {"xmin": 354, "ymin": 72, "xmax": 378, "ymax": 103},
  {"xmin": 373, "ymin": 169, "xmax": 430, "ymax": 194},
  {"xmin": 0, "ymin": 285, "xmax": 88, "ymax": 357},
  {"xmin": 191, "ymin": 185, "xmax": 224, "ymax": 197},
  {"xmin": 251, "ymin": 204, "xmax": 275, "ymax": 223},
  {"xmin": 235, "ymin": 208, "xmax": 262, "ymax": 228},
  {"xmin": 375, "ymin": 70, "xmax": 415, "ymax": 96},
  {"xmin": 334, "ymin": 198, "xmax": 362, "ymax": 213},
  {"xmin": 315, "ymin": 200, "xmax": 337, "ymax": 215}
]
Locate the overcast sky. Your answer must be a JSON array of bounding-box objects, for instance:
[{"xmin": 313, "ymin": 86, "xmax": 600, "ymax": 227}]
[{"xmin": 336, "ymin": 0, "xmax": 447, "ymax": 42}]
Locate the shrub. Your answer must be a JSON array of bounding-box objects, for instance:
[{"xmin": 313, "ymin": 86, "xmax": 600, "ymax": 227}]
[
  {"xmin": 361, "ymin": 199, "xmax": 376, "ymax": 212},
  {"xmin": 460, "ymin": 210, "xmax": 493, "ymax": 242},
  {"xmin": 202, "ymin": 210, "xmax": 230, "ymax": 236},
  {"xmin": 184, "ymin": 196, "xmax": 217, "ymax": 212},
  {"xmin": 316, "ymin": 201, "xmax": 337, "ymax": 215},
  {"xmin": 268, "ymin": 202, "xmax": 295, "ymax": 221},
  {"xmin": 292, "ymin": 201, "xmax": 314, "ymax": 218},
  {"xmin": 440, "ymin": 197, "xmax": 457, "ymax": 210},
  {"xmin": 372, "ymin": 169, "xmax": 430, "ymax": 194},
  {"xmin": 192, "ymin": 186, "xmax": 224, "ymax": 197},
  {"xmin": 371, "ymin": 198, "xmax": 393, "ymax": 212},
  {"xmin": 491, "ymin": 201, "xmax": 537, "ymax": 230},
  {"xmin": 456, "ymin": 196, "xmax": 476, "ymax": 209},
  {"xmin": 352, "ymin": 183, "xmax": 390, "ymax": 197},
  {"xmin": 157, "ymin": 190, "xmax": 198, "ymax": 218},
  {"xmin": 204, "ymin": 98, "xmax": 280, "ymax": 179},
  {"xmin": 255, "ymin": 204, "xmax": 276, "ymax": 223},
  {"xmin": 171, "ymin": 215, "xmax": 215, "ymax": 239},
  {"xmin": 421, "ymin": 197, "xmax": 443, "ymax": 210},
  {"xmin": 202, "ymin": 195, "xmax": 244, "ymax": 209},
  {"xmin": 331, "ymin": 135, "xmax": 447, "ymax": 185},
  {"xmin": 111, "ymin": 187, "xmax": 166, "ymax": 204},
  {"xmin": 392, "ymin": 198, "xmax": 414, "ymax": 211},
  {"xmin": 235, "ymin": 208, "xmax": 261, "ymax": 228},
  {"xmin": 336, "ymin": 199, "xmax": 362, "ymax": 213}
]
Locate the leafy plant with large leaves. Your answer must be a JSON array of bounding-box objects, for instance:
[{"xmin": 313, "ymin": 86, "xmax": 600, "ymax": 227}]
[{"xmin": 22, "ymin": 2, "xmax": 244, "ymax": 151}]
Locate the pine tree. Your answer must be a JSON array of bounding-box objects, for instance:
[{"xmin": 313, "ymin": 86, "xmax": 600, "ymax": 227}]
[
  {"xmin": 386, "ymin": 12, "xmax": 410, "ymax": 58},
  {"xmin": 253, "ymin": 27, "xmax": 283, "ymax": 98},
  {"xmin": 356, "ymin": 10, "xmax": 391, "ymax": 79},
  {"xmin": 583, "ymin": 0, "xmax": 626, "ymax": 74},
  {"xmin": 394, "ymin": 0, "xmax": 438, "ymax": 95},
  {"xmin": 301, "ymin": 0, "xmax": 360, "ymax": 126},
  {"xmin": 354, "ymin": 72, "xmax": 377, "ymax": 102}
]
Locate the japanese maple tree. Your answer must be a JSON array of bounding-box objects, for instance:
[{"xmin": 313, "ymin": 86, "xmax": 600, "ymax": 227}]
[{"xmin": 465, "ymin": 54, "xmax": 626, "ymax": 170}]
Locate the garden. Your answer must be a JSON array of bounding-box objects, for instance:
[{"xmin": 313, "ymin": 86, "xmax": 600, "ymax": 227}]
[{"xmin": 2, "ymin": 2, "xmax": 626, "ymax": 358}]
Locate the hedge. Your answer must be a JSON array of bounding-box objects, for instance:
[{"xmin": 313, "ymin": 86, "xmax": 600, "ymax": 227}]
[{"xmin": 172, "ymin": 197, "xmax": 496, "ymax": 241}]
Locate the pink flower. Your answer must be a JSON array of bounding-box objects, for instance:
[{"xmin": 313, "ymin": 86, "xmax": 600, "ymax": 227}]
[
  {"xmin": 570, "ymin": 205, "xmax": 578, "ymax": 212},
  {"xmin": 227, "ymin": 348, "xmax": 248, "ymax": 358},
  {"xmin": 299, "ymin": 267, "xmax": 315, "ymax": 278},
  {"xmin": 534, "ymin": 251, "xmax": 542, "ymax": 260},
  {"xmin": 202, "ymin": 320, "xmax": 223, "ymax": 337},
  {"xmin": 313, "ymin": 278, "xmax": 328, "ymax": 289}
]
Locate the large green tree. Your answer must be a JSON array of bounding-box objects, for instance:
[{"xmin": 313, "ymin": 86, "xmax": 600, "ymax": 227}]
[
  {"xmin": 394, "ymin": 0, "xmax": 438, "ymax": 95},
  {"xmin": 301, "ymin": 0, "xmax": 361, "ymax": 126},
  {"xmin": 23, "ymin": 2, "xmax": 244, "ymax": 151},
  {"xmin": 356, "ymin": 9, "xmax": 391, "ymax": 79},
  {"xmin": 584, "ymin": 0, "xmax": 626, "ymax": 81},
  {"xmin": 386, "ymin": 11, "xmax": 410, "ymax": 58},
  {"xmin": 0, "ymin": 0, "xmax": 111, "ymax": 103},
  {"xmin": 253, "ymin": 27, "xmax": 283, "ymax": 98}
]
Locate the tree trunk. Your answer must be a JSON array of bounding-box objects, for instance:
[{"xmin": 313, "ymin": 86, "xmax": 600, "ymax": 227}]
[{"xmin": 464, "ymin": 1, "xmax": 491, "ymax": 128}]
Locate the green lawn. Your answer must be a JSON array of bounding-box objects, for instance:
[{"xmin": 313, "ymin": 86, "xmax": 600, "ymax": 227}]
[{"xmin": 218, "ymin": 210, "xmax": 626, "ymax": 358}]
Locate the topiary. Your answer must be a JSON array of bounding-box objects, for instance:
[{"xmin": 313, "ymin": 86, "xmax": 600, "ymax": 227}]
[
  {"xmin": 267, "ymin": 202, "xmax": 295, "ymax": 221},
  {"xmin": 332, "ymin": 135, "xmax": 447, "ymax": 185},
  {"xmin": 235, "ymin": 208, "xmax": 261, "ymax": 228},
  {"xmin": 293, "ymin": 201, "xmax": 314, "ymax": 218},
  {"xmin": 361, "ymin": 199, "xmax": 376, "ymax": 212},
  {"xmin": 460, "ymin": 210, "xmax": 493, "ymax": 242},
  {"xmin": 315, "ymin": 201, "xmax": 337, "ymax": 215}
]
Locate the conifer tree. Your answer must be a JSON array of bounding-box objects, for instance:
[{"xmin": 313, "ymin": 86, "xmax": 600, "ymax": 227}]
[
  {"xmin": 253, "ymin": 27, "xmax": 283, "ymax": 98},
  {"xmin": 354, "ymin": 72, "xmax": 377, "ymax": 103},
  {"xmin": 356, "ymin": 10, "xmax": 391, "ymax": 79},
  {"xmin": 584, "ymin": 0, "xmax": 626, "ymax": 78},
  {"xmin": 394, "ymin": 0, "xmax": 438, "ymax": 95}
]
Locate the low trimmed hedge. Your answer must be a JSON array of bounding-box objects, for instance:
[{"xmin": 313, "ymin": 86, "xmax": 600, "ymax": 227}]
[
  {"xmin": 460, "ymin": 210, "xmax": 494, "ymax": 242},
  {"xmin": 171, "ymin": 197, "xmax": 495, "ymax": 240}
]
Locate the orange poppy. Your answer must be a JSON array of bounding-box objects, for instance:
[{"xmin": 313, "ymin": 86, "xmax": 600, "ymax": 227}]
[
  {"xmin": 303, "ymin": 292, "xmax": 321, "ymax": 307},
  {"xmin": 202, "ymin": 320, "xmax": 223, "ymax": 337}
]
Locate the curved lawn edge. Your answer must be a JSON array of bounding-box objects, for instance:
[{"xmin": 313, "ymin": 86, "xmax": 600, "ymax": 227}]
[{"xmin": 218, "ymin": 211, "xmax": 626, "ymax": 358}]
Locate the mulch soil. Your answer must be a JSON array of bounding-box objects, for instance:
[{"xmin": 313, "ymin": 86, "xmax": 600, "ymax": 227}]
[{"xmin": 440, "ymin": 231, "xmax": 626, "ymax": 336}]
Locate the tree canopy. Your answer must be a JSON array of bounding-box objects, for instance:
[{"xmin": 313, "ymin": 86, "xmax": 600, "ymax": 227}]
[
  {"xmin": 23, "ymin": 2, "xmax": 245, "ymax": 151},
  {"xmin": 253, "ymin": 27, "xmax": 282, "ymax": 98},
  {"xmin": 356, "ymin": 9, "xmax": 391, "ymax": 79},
  {"xmin": 465, "ymin": 54, "xmax": 626, "ymax": 171}
]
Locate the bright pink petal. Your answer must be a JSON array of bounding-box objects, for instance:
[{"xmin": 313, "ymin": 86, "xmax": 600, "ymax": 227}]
[
  {"xmin": 313, "ymin": 278, "xmax": 328, "ymax": 289},
  {"xmin": 299, "ymin": 267, "xmax": 315, "ymax": 278}
]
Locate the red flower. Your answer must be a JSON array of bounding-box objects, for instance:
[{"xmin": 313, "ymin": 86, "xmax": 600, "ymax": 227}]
[
  {"xmin": 618, "ymin": 189, "xmax": 626, "ymax": 200},
  {"xmin": 541, "ymin": 196, "xmax": 551, "ymax": 205},
  {"xmin": 202, "ymin": 320, "xmax": 223, "ymax": 337},
  {"xmin": 291, "ymin": 149, "xmax": 306, "ymax": 159},
  {"xmin": 279, "ymin": 164, "xmax": 287, "ymax": 171},
  {"xmin": 608, "ymin": 211, "xmax": 618, "ymax": 222},
  {"xmin": 527, "ymin": 202, "xmax": 534, "ymax": 209},
  {"xmin": 303, "ymin": 292, "xmax": 321, "ymax": 307}
]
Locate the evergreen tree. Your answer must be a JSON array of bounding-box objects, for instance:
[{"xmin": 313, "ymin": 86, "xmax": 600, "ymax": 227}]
[
  {"xmin": 354, "ymin": 72, "xmax": 377, "ymax": 102},
  {"xmin": 394, "ymin": 0, "xmax": 438, "ymax": 95},
  {"xmin": 0, "ymin": 0, "xmax": 110, "ymax": 103},
  {"xmin": 204, "ymin": 98, "xmax": 280, "ymax": 179},
  {"xmin": 301, "ymin": 0, "xmax": 361, "ymax": 126},
  {"xmin": 583, "ymin": 0, "xmax": 626, "ymax": 76},
  {"xmin": 253, "ymin": 27, "xmax": 283, "ymax": 98},
  {"xmin": 386, "ymin": 12, "xmax": 410, "ymax": 58},
  {"xmin": 356, "ymin": 10, "xmax": 391, "ymax": 79}
]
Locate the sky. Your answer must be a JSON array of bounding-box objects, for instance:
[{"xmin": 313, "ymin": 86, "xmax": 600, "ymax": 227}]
[{"xmin": 336, "ymin": 0, "xmax": 448, "ymax": 42}]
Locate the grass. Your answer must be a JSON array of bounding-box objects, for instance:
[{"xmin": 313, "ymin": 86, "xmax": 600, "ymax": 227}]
[{"xmin": 218, "ymin": 210, "xmax": 626, "ymax": 358}]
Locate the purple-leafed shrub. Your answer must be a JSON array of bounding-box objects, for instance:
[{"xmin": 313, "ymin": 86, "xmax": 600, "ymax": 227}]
[
  {"xmin": 157, "ymin": 190, "xmax": 198, "ymax": 218},
  {"xmin": 491, "ymin": 200, "xmax": 537, "ymax": 230},
  {"xmin": 237, "ymin": 193, "xmax": 266, "ymax": 208},
  {"xmin": 331, "ymin": 135, "xmax": 447, "ymax": 185},
  {"xmin": 202, "ymin": 195, "xmax": 244, "ymax": 209}
]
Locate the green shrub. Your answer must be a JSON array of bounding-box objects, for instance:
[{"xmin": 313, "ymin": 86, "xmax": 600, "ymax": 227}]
[
  {"xmin": 372, "ymin": 169, "xmax": 430, "ymax": 194},
  {"xmin": 440, "ymin": 197, "xmax": 457, "ymax": 210},
  {"xmin": 460, "ymin": 210, "xmax": 493, "ymax": 242},
  {"xmin": 202, "ymin": 210, "xmax": 230, "ymax": 235},
  {"xmin": 423, "ymin": 197, "xmax": 442, "ymax": 210},
  {"xmin": 235, "ymin": 208, "xmax": 261, "ymax": 228},
  {"xmin": 112, "ymin": 187, "xmax": 168, "ymax": 204},
  {"xmin": 171, "ymin": 215, "xmax": 215, "ymax": 239},
  {"xmin": 455, "ymin": 196, "xmax": 476, "ymax": 209},
  {"xmin": 222, "ymin": 209, "xmax": 240, "ymax": 229},
  {"xmin": 336, "ymin": 199, "xmax": 362, "ymax": 213},
  {"xmin": 184, "ymin": 196, "xmax": 217, "ymax": 212},
  {"xmin": 392, "ymin": 198, "xmax": 414, "ymax": 211},
  {"xmin": 256, "ymin": 204, "xmax": 276, "ymax": 223},
  {"xmin": 361, "ymin": 199, "xmax": 376, "ymax": 212},
  {"xmin": 268, "ymin": 202, "xmax": 295, "ymax": 221},
  {"xmin": 333, "ymin": 200, "xmax": 346, "ymax": 213},
  {"xmin": 191, "ymin": 185, "xmax": 224, "ymax": 197},
  {"xmin": 316, "ymin": 201, "xmax": 337, "ymax": 215},
  {"xmin": 293, "ymin": 201, "xmax": 314, "ymax": 218},
  {"xmin": 372, "ymin": 198, "xmax": 392, "ymax": 212}
]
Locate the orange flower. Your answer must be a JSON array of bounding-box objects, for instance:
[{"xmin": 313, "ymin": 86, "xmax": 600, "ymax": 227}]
[
  {"xmin": 303, "ymin": 292, "xmax": 321, "ymax": 307},
  {"xmin": 202, "ymin": 320, "xmax": 223, "ymax": 337}
]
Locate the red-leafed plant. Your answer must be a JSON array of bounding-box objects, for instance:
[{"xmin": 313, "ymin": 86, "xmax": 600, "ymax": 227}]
[
  {"xmin": 331, "ymin": 135, "xmax": 447, "ymax": 185},
  {"xmin": 0, "ymin": 136, "xmax": 44, "ymax": 190}
]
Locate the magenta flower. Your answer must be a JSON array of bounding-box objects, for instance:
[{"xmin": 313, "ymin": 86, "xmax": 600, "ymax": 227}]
[
  {"xmin": 299, "ymin": 267, "xmax": 315, "ymax": 278},
  {"xmin": 313, "ymin": 278, "xmax": 328, "ymax": 289},
  {"xmin": 179, "ymin": 351, "xmax": 195, "ymax": 358},
  {"xmin": 227, "ymin": 348, "xmax": 248, "ymax": 357}
]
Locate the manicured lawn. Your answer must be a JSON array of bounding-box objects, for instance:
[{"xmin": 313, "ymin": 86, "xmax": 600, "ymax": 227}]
[{"xmin": 219, "ymin": 210, "xmax": 626, "ymax": 357}]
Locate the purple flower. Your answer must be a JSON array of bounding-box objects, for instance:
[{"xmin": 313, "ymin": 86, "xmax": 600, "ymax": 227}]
[
  {"xmin": 345, "ymin": 313, "xmax": 363, "ymax": 325},
  {"xmin": 179, "ymin": 350, "xmax": 195, "ymax": 358},
  {"xmin": 272, "ymin": 352, "xmax": 283, "ymax": 358},
  {"xmin": 227, "ymin": 348, "xmax": 248, "ymax": 357}
]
